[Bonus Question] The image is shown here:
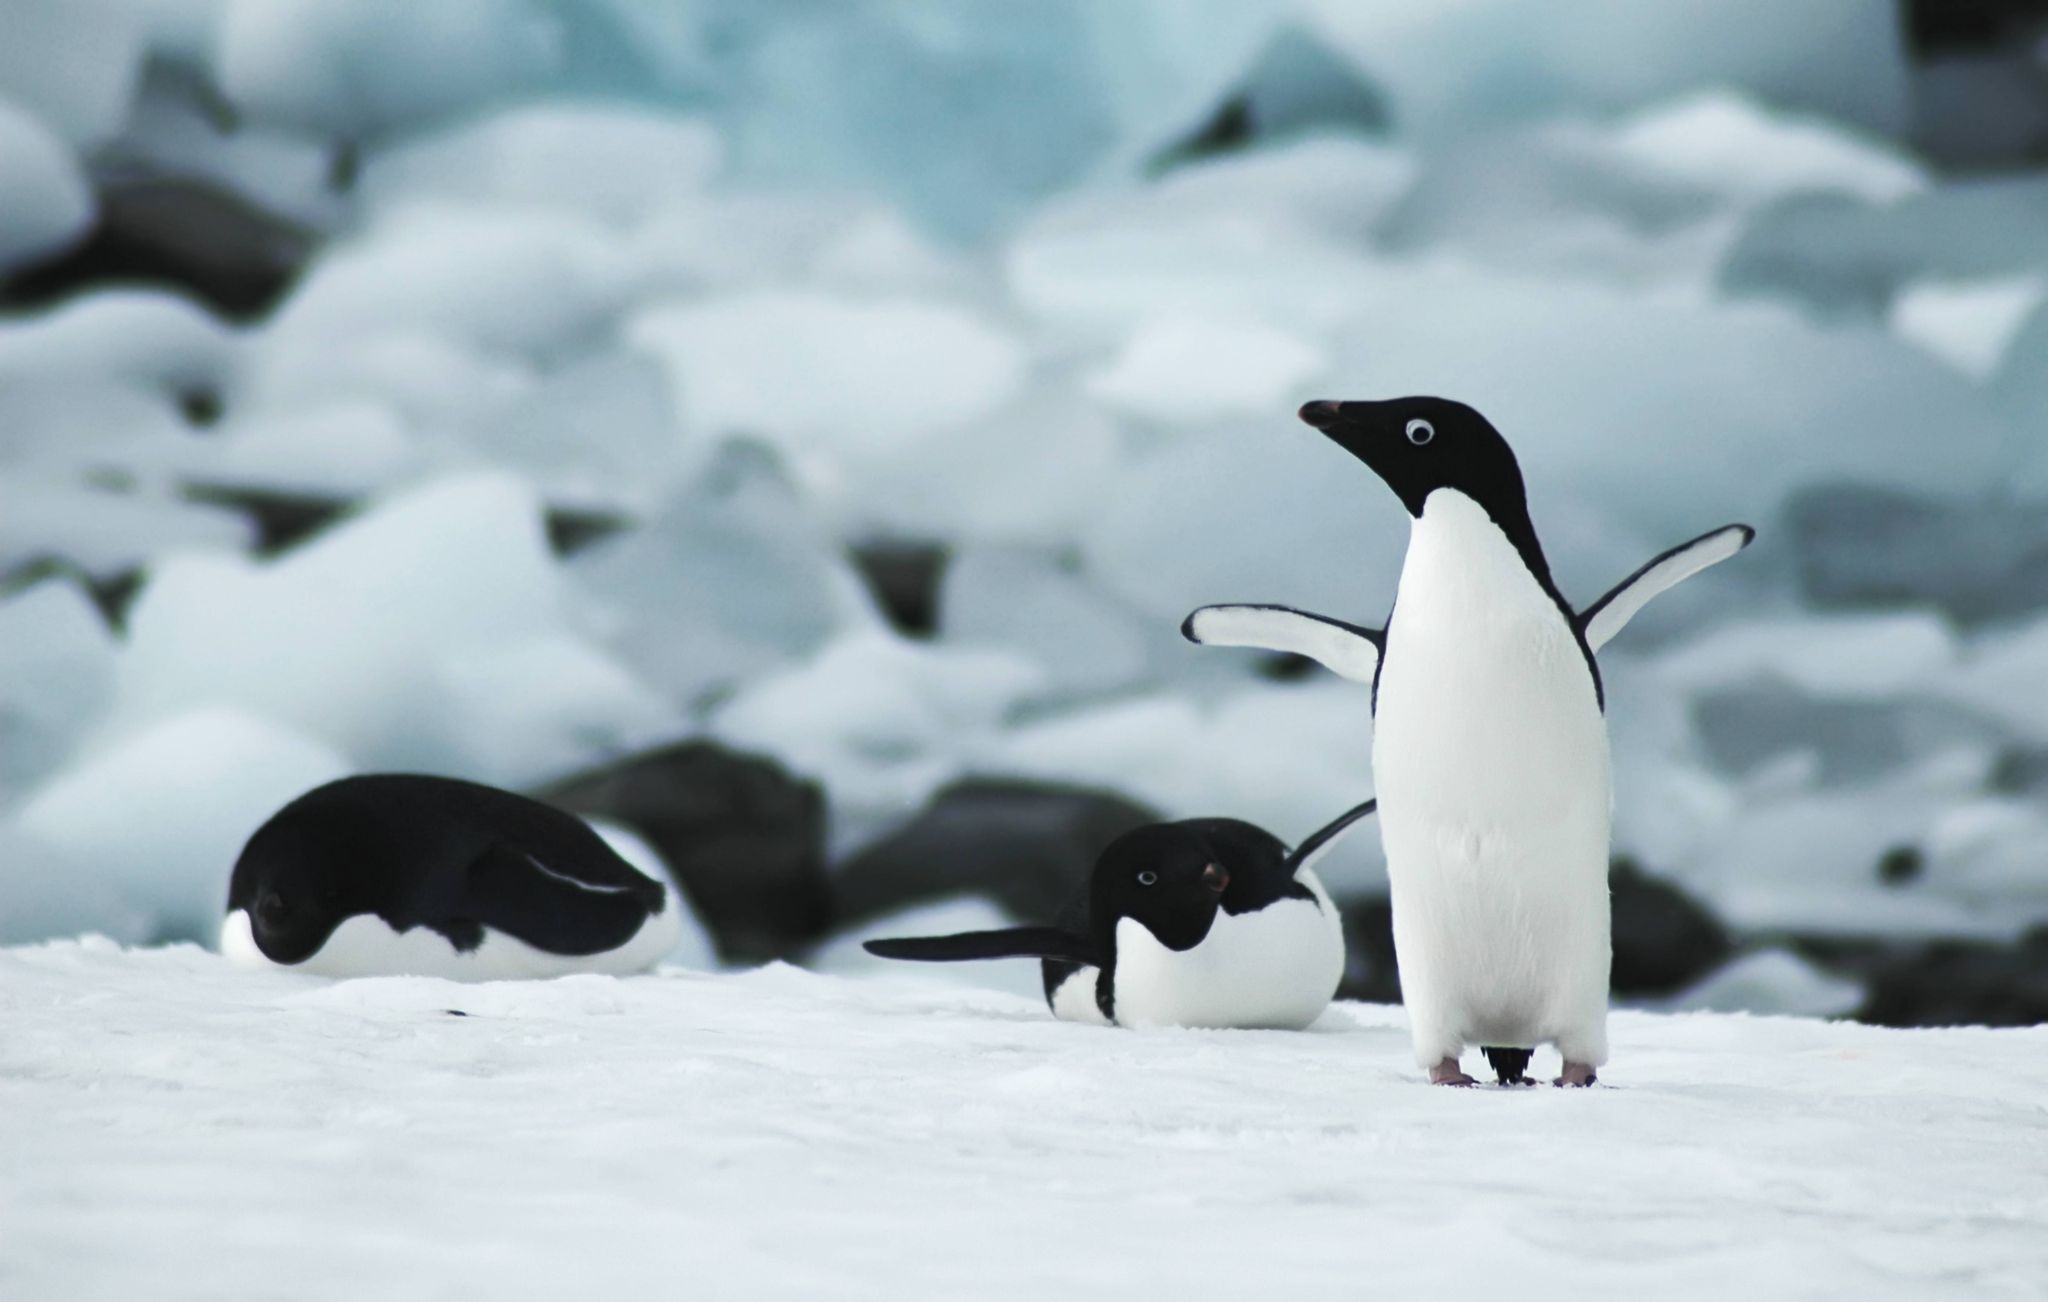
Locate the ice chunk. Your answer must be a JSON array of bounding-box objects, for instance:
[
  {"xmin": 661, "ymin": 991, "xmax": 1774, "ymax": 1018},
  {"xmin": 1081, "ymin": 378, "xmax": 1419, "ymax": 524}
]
[
  {"xmin": 400, "ymin": 634, "xmax": 678, "ymax": 790},
  {"xmin": 1080, "ymin": 421, "xmax": 1403, "ymax": 629},
  {"xmin": 13, "ymin": 707, "xmax": 350, "ymax": 943},
  {"xmin": 809, "ymin": 896, "xmax": 1042, "ymax": 1002},
  {"xmin": 1086, "ymin": 315, "xmax": 1326, "ymax": 424},
  {"xmin": 0, "ymin": 380, "xmax": 188, "ymax": 482},
  {"xmin": 1650, "ymin": 612, "xmax": 1958, "ymax": 699},
  {"xmin": 112, "ymin": 473, "xmax": 564, "ymax": 765},
  {"xmin": 710, "ymin": 630, "xmax": 1043, "ymax": 850},
  {"xmin": 586, "ymin": 818, "xmax": 716, "ymax": 971},
  {"xmin": 271, "ymin": 207, "xmax": 629, "ymax": 361},
  {"xmin": 988, "ymin": 682, "xmax": 1379, "ymax": 890},
  {"xmin": 940, "ymin": 545, "xmax": 1157, "ymax": 702},
  {"xmin": 1605, "ymin": 91, "xmax": 1926, "ymax": 209},
  {"xmin": 0, "ymin": 825, "xmax": 147, "ymax": 945},
  {"xmin": 0, "ymin": 0, "xmax": 146, "ymax": 145},
  {"xmin": 1890, "ymin": 275, "xmax": 2046, "ymax": 380},
  {"xmin": 0, "ymin": 580, "xmax": 116, "ymax": 799},
  {"xmin": 1941, "ymin": 614, "xmax": 2048, "ymax": 743},
  {"xmin": 1008, "ymin": 137, "xmax": 1412, "ymax": 335},
  {"xmin": 164, "ymin": 402, "xmax": 427, "ymax": 501},
  {"xmin": 241, "ymin": 329, "xmax": 531, "ymax": 446},
  {"xmin": 1665, "ymin": 949, "xmax": 1864, "ymax": 1018},
  {"xmin": 0, "ymin": 291, "xmax": 238, "ymax": 397},
  {"xmin": 0, "ymin": 99, "xmax": 94, "ymax": 274},
  {"xmin": 850, "ymin": 387, "xmax": 1122, "ymax": 547},
  {"xmin": 0, "ymin": 478, "xmax": 254, "ymax": 578},
  {"xmin": 626, "ymin": 290, "xmax": 1027, "ymax": 474},
  {"xmin": 361, "ymin": 102, "xmax": 723, "ymax": 225},
  {"xmin": 570, "ymin": 441, "xmax": 874, "ymax": 709},
  {"xmin": 1307, "ymin": 0, "xmax": 1910, "ymax": 140},
  {"xmin": 458, "ymin": 353, "xmax": 681, "ymax": 511},
  {"xmin": 215, "ymin": 0, "xmax": 562, "ymax": 140}
]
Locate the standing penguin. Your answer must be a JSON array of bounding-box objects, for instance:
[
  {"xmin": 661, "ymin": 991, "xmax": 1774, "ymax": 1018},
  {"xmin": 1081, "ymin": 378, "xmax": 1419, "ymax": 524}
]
[
  {"xmin": 863, "ymin": 799, "xmax": 1375, "ymax": 1030},
  {"xmin": 1183, "ymin": 398, "xmax": 1752, "ymax": 1085}
]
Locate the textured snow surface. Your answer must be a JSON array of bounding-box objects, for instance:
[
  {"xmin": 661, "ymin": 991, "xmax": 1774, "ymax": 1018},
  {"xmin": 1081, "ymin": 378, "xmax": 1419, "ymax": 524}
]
[{"xmin": 3, "ymin": 942, "xmax": 2046, "ymax": 1301}]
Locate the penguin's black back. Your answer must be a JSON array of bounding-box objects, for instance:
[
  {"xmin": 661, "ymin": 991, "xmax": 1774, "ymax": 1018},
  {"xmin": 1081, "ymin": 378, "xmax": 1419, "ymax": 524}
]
[{"xmin": 229, "ymin": 774, "xmax": 665, "ymax": 958}]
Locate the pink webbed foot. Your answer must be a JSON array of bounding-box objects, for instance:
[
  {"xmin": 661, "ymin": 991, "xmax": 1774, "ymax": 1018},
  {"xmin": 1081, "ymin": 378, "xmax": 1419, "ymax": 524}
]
[
  {"xmin": 1429, "ymin": 1057, "xmax": 1477, "ymax": 1087},
  {"xmin": 1554, "ymin": 1061, "xmax": 1598, "ymax": 1088}
]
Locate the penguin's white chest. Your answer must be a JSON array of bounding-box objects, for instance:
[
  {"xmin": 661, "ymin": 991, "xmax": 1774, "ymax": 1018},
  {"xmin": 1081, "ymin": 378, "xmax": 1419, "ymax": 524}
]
[
  {"xmin": 1107, "ymin": 870, "xmax": 1345, "ymax": 1030},
  {"xmin": 219, "ymin": 903, "xmax": 682, "ymax": 981},
  {"xmin": 1371, "ymin": 492, "xmax": 1612, "ymax": 1058}
]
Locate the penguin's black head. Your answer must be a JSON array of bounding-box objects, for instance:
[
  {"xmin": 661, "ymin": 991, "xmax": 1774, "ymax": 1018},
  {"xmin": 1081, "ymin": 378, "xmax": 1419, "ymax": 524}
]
[
  {"xmin": 227, "ymin": 827, "xmax": 361, "ymax": 965},
  {"xmin": 1090, "ymin": 824, "xmax": 1231, "ymax": 952},
  {"xmin": 1299, "ymin": 396, "xmax": 1527, "ymax": 521}
]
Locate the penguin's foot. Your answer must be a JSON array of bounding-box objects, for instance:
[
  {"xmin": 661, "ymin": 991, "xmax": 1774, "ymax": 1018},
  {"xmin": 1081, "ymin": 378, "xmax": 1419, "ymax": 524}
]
[
  {"xmin": 1554, "ymin": 1062, "xmax": 1598, "ymax": 1088},
  {"xmin": 1429, "ymin": 1058, "xmax": 1477, "ymax": 1087}
]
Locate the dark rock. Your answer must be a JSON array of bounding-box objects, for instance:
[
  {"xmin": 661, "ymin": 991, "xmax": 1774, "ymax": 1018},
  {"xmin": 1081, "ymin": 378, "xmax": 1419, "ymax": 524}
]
[
  {"xmin": 1876, "ymin": 844, "xmax": 1925, "ymax": 887},
  {"xmin": 1784, "ymin": 482, "xmax": 2048, "ymax": 625},
  {"xmin": 1609, "ymin": 857, "xmax": 1734, "ymax": 997},
  {"xmin": 1, "ymin": 174, "xmax": 315, "ymax": 322},
  {"xmin": 851, "ymin": 539, "xmax": 948, "ymax": 638},
  {"xmin": 1334, "ymin": 894, "xmax": 1401, "ymax": 1004},
  {"xmin": 831, "ymin": 777, "xmax": 1158, "ymax": 928},
  {"xmin": 1850, "ymin": 928, "xmax": 2048, "ymax": 1028},
  {"xmin": 540, "ymin": 741, "xmax": 829, "ymax": 964},
  {"xmin": 1150, "ymin": 25, "xmax": 1390, "ymax": 175}
]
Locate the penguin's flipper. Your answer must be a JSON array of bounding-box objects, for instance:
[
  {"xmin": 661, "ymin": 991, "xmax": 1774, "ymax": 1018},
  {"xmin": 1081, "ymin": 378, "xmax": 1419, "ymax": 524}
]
[
  {"xmin": 459, "ymin": 843, "xmax": 656, "ymax": 956},
  {"xmin": 1577, "ymin": 524, "xmax": 1755, "ymax": 652},
  {"xmin": 1181, "ymin": 604, "xmax": 1382, "ymax": 683},
  {"xmin": 1284, "ymin": 798, "xmax": 1378, "ymax": 876},
  {"xmin": 864, "ymin": 927, "xmax": 1099, "ymax": 966}
]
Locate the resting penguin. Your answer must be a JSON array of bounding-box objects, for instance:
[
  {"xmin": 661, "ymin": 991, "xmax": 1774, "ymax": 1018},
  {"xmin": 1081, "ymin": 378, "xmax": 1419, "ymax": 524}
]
[
  {"xmin": 1183, "ymin": 398, "xmax": 1753, "ymax": 1085},
  {"xmin": 863, "ymin": 799, "xmax": 1374, "ymax": 1030},
  {"xmin": 221, "ymin": 774, "xmax": 683, "ymax": 980}
]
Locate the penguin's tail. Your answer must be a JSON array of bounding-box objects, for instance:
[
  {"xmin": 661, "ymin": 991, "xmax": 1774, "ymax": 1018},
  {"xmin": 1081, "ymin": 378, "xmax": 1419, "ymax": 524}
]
[
  {"xmin": 863, "ymin": 927, "xmax": 1098, "ymax": 967},
  {"xmin": 1481, "ymin": 1046, "xmax": 1535, "ymax": 1086},
  {"xmin": 1285, "ymin": 798, "xmax": 1378, "ymax": 876}
]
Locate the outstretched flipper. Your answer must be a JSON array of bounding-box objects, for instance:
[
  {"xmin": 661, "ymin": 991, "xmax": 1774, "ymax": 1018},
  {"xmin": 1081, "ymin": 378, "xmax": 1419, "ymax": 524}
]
[
  {"xmin": 1578, "ymin": 524, "xmax": 1754, "ymax": 651},
  {"xmin": 863, "ymin": 927, "xmax": 1099, "ymax": 967},
  {"xmin": 1181, "ymin": 604, "xmax": 1382, "ymax": 683},
  {"xmin": 1284, "ymin": 798, "xmax": 1378, "ymax": 876}
]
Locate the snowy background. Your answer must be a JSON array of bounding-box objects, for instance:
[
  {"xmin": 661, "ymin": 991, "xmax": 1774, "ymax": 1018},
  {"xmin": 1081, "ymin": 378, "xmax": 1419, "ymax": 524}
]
[{"xmin": 6, "ymin": 4, "xmax": 2048, "ymax": 1021}]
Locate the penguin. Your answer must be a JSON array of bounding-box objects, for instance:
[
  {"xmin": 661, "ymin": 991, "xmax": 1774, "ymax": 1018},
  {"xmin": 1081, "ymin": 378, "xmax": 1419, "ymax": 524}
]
[
  {"xmin": 862, "ymin": 799, "xmax": 1375, "ymax": 1030},
  {"xmin": 221, "ymin": 774, "xmax": 683, "ymax": 980},
  {"xmin": 1182, "ymin": 398, "xmax": 1753, "ymax": 1085}
]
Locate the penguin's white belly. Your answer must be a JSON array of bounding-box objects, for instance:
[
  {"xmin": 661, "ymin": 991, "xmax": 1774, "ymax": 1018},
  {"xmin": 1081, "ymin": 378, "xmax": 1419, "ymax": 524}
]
[
  {"xmin": 1373, "ymin": 494, "xmax": 1612, "ymax": 1064},
  {"xmin": 1048, "ymin": 966, "xmax": 1112, "ymax": 1025},
  {"xmin": 219, "ymin": 901, "xmax": 682, "ymax": 981},
  {"xmin": 1108, "ymin": 870, "xmax": 1345, "ymax": 1030}
]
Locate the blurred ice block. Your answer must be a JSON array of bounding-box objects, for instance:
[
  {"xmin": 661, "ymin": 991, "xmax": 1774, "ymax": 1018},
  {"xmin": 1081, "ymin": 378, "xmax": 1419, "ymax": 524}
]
[
  {"xmin": 0, "ymin": 580, "xmax": 116, "ymax": 798},
  {"xmin": 0, "ymin": 100, "xmax": 94, "ymax": 274},
  {"xmin": 13, "ymin": 707, "xmax": 351, "ymax": 943},
  {"xmin": 570, "ymin": 440, "xmax": 872, "ymax": 709}
]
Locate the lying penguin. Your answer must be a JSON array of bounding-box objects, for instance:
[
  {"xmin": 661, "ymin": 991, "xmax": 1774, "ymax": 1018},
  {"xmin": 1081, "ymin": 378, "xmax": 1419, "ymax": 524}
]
[
  {"xmin": 1184, "ymin": 398, "xmax": 1753, "ymax": 1086},
  {"xmin": 222, "ymin": 774, "xmax": 683, "ymax": 980},
  {"xmin": 863, "ymin": 799, "xmax": 1376, "ymax": 1029}
]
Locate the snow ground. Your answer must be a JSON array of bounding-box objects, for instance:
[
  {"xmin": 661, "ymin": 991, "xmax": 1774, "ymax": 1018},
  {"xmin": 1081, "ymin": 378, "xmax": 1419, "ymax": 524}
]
[{"xmin": 3, "ymin": 941, "xmax": 2044, "ymax": 1300}]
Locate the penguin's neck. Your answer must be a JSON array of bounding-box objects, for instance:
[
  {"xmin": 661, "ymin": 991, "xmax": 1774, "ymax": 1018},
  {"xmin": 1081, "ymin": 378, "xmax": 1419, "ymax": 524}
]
[{"xmin": 1402, "ymin": 490, "xmax": 1566, "ymax": 620}]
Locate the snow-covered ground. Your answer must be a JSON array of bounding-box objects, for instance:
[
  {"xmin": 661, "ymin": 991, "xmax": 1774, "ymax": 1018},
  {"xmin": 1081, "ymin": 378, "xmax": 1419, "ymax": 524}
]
[{"xmin": 4, "ymin": 941, "xmax": 2045, "ymax": 1300}]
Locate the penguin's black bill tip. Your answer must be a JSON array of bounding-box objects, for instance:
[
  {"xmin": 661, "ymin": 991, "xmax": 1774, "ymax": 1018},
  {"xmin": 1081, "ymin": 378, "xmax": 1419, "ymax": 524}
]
[
  {"xmin": 1298, "ymin": 400, "xmax": 1342, "ymax": 429},
  {"xmin": 1200, "ymin": 863, "xmax": 1229, "ymax": 893}
]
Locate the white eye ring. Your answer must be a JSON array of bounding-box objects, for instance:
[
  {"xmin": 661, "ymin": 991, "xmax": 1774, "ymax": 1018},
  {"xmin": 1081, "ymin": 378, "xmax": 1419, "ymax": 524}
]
[
  {"xmin": 1136, "ymin": 870, "xmax": 1158, "ymax": 886},
  {"xmin": 1405, "ymin": 418, "xmax": 1434, "ymax": 445}
]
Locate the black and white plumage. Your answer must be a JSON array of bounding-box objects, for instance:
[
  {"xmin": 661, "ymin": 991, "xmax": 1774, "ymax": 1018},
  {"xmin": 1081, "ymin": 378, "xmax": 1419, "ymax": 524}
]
[
  {"xmin": 221, "ymin": 774, "xmax": 682, "ymax": 980},
  {"xmin": 1184, "ymin": 397, "xmax": 1753, "ymax": 1085},
  {"xmin": 862, "ymin": 799, "xmax": 1374, "ymax": 1030}
]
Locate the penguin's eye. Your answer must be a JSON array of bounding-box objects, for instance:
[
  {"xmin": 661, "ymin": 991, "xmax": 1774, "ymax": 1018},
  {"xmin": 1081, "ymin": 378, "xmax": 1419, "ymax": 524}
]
[
  {"xmin": 1136, "ymin": 871, "xmax": 1158, "ymax": 886},
  {"xmin": 1405, "ymin": 418, "xmax": 1434, "ymax": 446},
  {"xmin": 256, "ymin": 892, "xmax": 288, "ymax": 925}
]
